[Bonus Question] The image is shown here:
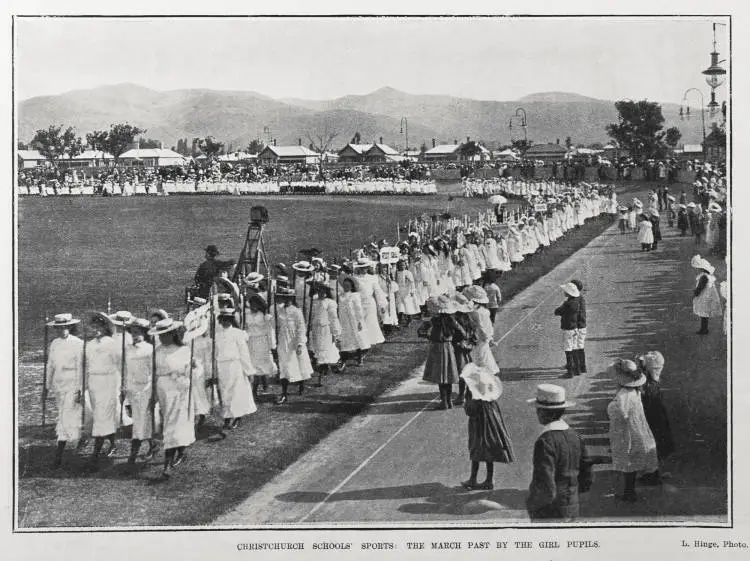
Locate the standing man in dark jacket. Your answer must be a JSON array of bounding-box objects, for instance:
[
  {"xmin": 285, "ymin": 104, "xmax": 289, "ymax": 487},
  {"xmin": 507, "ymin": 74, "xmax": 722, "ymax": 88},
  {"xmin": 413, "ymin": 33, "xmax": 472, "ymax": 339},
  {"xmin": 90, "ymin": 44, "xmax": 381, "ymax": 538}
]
[
  {"xmin": 649, "ymin": 211, "xmax": 662, "ymax": 251},
  {"xmin": 194, "ymin": 244, "xmax": 221, "ymax": 299},
  {"xmin": 570, "ymin": 279, "xmax": 587, "ymax": 374},
  {"xmin": 527, "ymin": 384, "xmax": 593, "ymax": 521},
  {"xmin": 554, "ymin": 283, "xmax": 581, "ymax": 378}
]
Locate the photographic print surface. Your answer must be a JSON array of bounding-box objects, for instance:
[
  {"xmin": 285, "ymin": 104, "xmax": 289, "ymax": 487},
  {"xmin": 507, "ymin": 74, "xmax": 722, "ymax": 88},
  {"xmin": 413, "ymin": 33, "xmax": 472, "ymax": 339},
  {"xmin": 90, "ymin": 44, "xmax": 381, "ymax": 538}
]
[{"xmin": 14, "ymin": 14, "xmax": 730, "ymax": 531}]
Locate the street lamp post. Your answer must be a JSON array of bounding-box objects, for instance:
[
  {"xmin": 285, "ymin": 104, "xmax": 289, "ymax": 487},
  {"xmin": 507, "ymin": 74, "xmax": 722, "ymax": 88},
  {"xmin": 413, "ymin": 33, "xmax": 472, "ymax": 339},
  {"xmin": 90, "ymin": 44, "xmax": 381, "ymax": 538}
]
[
  {"xmin": 680, "ymin": 88, "xmax": 707, "ymax": 158},
  {"xmin": 703, "ymin": 22, "xmax": 727, "ymax": 118},
  {"xmin": 400, "ymin": 117, "xmax": 409, "ymax": 152},
  {"xmin": 515, "ymin": 107, "xmax": 528, "ymax": 143}
]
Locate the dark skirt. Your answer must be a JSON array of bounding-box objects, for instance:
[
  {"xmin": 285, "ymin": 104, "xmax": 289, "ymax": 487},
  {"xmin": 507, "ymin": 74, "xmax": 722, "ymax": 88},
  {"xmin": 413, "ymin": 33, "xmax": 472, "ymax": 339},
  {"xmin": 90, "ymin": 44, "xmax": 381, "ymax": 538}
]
[
  {"xmin": 641, "ymin": 381, "xmax": 675, "ymax": 460},
  {"xmin": 452, "ymin": 344, "xmax": 473, "ymax": 374},
  {"xmin": 423, "ymin": 341, "xmax": 459, "ymax": 384},
  {"xmin": 466, "ymin": 398, "xmax": 515, "ymax": 463}
]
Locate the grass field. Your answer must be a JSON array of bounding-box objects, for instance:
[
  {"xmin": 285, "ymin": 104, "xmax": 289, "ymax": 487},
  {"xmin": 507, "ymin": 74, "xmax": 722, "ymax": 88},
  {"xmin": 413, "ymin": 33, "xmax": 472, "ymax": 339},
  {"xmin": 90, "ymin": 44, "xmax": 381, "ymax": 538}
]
[{"xmin": 17, "ymin": 183, "xmax": 649, "ymax": 527}]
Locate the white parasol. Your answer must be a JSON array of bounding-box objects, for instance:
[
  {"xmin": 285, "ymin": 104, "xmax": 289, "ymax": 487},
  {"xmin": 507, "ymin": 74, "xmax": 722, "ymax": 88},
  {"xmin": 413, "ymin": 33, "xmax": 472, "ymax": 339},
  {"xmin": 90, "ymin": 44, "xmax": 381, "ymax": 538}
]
[{"xmin": 488, "ymin": 195, "xmax": 508, "ymax": 205}]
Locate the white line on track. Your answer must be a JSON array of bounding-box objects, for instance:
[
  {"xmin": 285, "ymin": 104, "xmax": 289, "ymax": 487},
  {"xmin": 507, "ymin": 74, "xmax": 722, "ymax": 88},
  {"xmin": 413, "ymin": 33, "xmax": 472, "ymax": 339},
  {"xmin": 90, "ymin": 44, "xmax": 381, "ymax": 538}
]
[{"xmin": 297, "ymin": 225, "xmax": 619, "ymax": 523}]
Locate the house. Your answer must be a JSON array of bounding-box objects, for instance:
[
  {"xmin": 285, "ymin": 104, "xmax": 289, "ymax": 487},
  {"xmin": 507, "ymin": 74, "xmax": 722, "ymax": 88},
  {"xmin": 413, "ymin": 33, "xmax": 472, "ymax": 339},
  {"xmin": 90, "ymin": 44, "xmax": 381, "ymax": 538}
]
[
  {"xmin": 703, "ymin": 130, "xmax": 726, "ymax": 163},
  {"xmin": 673, "ymin": 144, "xmax": 704, "ymax": 163},
  {"xmin": 218, "ymin": 152, "xmax": 257, "ymax": 163},
  {"xmin": 17, "ymin": 149, "xmax": 45, "ymax": 168},
  {"xmin": 424, "ymin": 144, "xmax": 461, "ymax": 162},
  {"xmin": 365, "ymin": 143, "xmax": 401, "ymax": 163},
  {"xmin": 337, "ymin": 144, "xmax": 373, "ymax": 164},
  {"xmin": 257, "ymin": 145, "xmax": 320, "ymax": 165},
  {"xmin": 523, "ymin": 143, "xmax": 567, "ymax": 164},
  {"xmin": 119, "ymin": 148, "xmax": 188, "ymax": 167},
  {"xmin": 493, "ymin": 148, "xmax": 520, "ymax": 163},
  {"xmin": 66, "ymin": 150, "xmax": 114, "ymax": 168}
]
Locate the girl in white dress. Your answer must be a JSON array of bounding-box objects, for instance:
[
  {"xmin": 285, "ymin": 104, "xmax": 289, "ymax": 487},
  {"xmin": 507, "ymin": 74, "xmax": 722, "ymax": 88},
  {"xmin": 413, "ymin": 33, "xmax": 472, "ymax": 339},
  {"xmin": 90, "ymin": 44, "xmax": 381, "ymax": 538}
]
[
  {"xmin": 214, "ymin": 309, "xmax": 256, "ymax": 429},
  {"xmin": 45, "ymin": 314, "xmax": 84, "ymax": 467},
  {"xmin": 691, "ymin": 255, "xmax": 723, "ymax": 335},
  {"xmin": 124, "ymin": 319, "xmax": 159, "ymax": 466},
  {"xmin": 377, "ymin": 264, "xmax": 400, "ymax": 334},
  {"xmin": 151, "ymin": 318, "xmax": 195, "ymax": 479},
  {"xmin": 244, "ymin": 294, "xmax": 277, "ymax": 397},
  {"xmin": 85, "ymin": 313, "xmax": 119, "ymax": 471},
  {"xmin": 353, "ymin": 259, "xmax": 386, "ymax": 348},
  {"xmin": 274, "ymin": 288, "xmax": 314, "ymax": 404},
  {"xmin": 435, "ymin": 240, "xmax": 455, "ymax": 294},
  {"xmin": 464, "ymin": 286, "xmax": 500, "ymax": 376},
  {"xmin": 338, "ymin": 277, "xmax": 369, "ymax": 366},
  {"xmin": 308, "ymin": 282, "xmax": 342, "ymax": 382},
  {"xmin": 395, "ymin": 258, "xmax": 420, "ymax": 325},
  {"xmin": 637, "ymin": 215, "xmax": 654, "ymax": 251}
]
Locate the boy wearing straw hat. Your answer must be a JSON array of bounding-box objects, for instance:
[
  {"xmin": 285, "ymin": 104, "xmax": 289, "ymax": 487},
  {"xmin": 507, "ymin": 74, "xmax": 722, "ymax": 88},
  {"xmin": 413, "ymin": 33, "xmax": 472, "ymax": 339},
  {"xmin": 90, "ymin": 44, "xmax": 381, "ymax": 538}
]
[{"xmin": 527, "ymin": 384, "xmax": 592, "ymax": 521}]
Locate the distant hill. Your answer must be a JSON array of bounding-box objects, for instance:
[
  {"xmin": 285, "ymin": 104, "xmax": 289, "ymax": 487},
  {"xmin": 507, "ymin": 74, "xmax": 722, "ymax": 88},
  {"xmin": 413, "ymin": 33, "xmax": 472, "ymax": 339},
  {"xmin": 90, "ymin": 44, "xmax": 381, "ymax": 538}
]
[{"xmin": 18, "ymin": 84, "xmax": 705, "ymax": 151}]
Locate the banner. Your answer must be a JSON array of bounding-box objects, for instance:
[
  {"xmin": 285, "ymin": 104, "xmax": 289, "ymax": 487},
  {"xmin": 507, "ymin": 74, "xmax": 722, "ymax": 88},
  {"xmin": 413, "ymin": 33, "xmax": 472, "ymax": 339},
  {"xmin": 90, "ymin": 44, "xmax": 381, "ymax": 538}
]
[
  {"xmin": 183, "ymin": 303, "xmax": 211, "ymax": 341},
  {"xmin": 534, "ymin": 203, "xmax": 548, "ymax": 212},
  {"xmin": 379, "ymin": 246, "xmax": 401, "ymax": 265}
]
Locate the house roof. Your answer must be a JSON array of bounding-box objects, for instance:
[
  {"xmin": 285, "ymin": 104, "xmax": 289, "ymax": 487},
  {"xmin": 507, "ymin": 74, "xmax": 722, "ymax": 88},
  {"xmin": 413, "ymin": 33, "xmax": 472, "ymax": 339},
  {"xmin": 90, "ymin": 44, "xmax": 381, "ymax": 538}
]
[
  {"xmin": 525, "ymin": 143, "xmax": 567, "ymax": 155},
  {"xmin": 218, "ymin": 152, "xmax": 256, "ymax": 161},
  {"xmin": 682, "ymin": 144, "xmax": 703, "ymax": 153},
  {"xmin": 120, "ymin": 148, "xmax": 186, "ymax": 159},
  {"xmin": 368, "ymin": 143, "xmax": 399, "ymax": 156},
  {"xmin": 261, "ymin": 145, "xmax": 320, "ymax": 158},
  {"xmin": 338, "ymin": 143, "xmax": 373, "ymax": 156},
  {"xmin": 18, "ymin": 149, "xmax": 44, "ymax": 160},
  {"xmin": 425, "ymin": 144, "xmax": 460, "ymax": 155},
  {"xmin": 73, "ymin": 150, "xmax": 113, "ymax": 160}
]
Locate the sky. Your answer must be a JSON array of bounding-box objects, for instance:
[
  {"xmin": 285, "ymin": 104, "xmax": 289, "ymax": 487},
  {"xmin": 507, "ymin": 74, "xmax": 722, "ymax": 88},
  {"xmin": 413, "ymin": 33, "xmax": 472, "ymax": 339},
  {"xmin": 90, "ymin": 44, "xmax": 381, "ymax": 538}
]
[{"xmin": 15, "ymin": 16, "xmax": 729, "ymax": 104}]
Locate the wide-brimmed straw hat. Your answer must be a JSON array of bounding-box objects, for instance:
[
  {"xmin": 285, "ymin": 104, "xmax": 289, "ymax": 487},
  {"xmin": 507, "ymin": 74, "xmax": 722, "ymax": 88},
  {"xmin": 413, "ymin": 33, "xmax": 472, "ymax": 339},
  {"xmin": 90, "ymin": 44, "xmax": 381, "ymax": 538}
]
[
  {"xmin": 108, "ymin": 310, "xmax": 134, "ymax": 326},
  {"xmin": 560, "ymin": 282, "xmax": 580, "ymax": 298},
  {"xmin": 46, "ymin": 313, "xmax": 80, "ymax": 327},
  {"xmin": 217, "ymin": 308, "xmax": 236, "ymax": 318},
  {"xmin": 275, "ymin": 287, "xmax": 297, "ymax": 300},
  {"xmin": 527, "ymin": 384, "xmax": 575, "ymax": 409},
  {"xmin": 243, "ymin": 272, "xmax": 264, "ymax": 285},
  {"xmin": 609, "ymin": 358, "xmax": 645, "ymax": 388},
  {"xmin": 148, "ymin": 317, "xmax": 183, "ymax": 336},
  {"xmin": 461, "ymin": 364, "xmax": 502, "ymax": 402},
  {"xmin": 640, "ymin": 350, "xmax": 665, "ymax": 376},
  {"xmin": 690, "ymin": 254, "xmax": 715, "ymax": 274},
  {"xmin": 149, "ymin": 308, "xmax": 170, "ymax": 321},
  {"xmin": 463, "ymin": 285, "xmax": 489, "ymax": 305},
  {"xmin": 292, "ymin": 260, "xmax": 314, "ymax": 273},
  {"xmin": 353, "ymin": 257, "xmax": 375, "ymax": 269},
  {"xmin": 426, "ymin": 295, "xmax": 455, "ymax": 315},
  {"xmin": 246, "ymin": 292, "xmax": 268, "ymax": 311},
  {"xmin": 451, "ymin": 292, "xmax": 475, "ymax": 313},
  {"xmin": 128, "ymin": 318, "xmax": 151, "ymax": 332}
]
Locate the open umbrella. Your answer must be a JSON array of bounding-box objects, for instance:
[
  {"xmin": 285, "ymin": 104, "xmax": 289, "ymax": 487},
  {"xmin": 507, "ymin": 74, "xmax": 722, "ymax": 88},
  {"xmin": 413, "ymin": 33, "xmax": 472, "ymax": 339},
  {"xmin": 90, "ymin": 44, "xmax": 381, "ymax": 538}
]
[{"xmin": 488, "ymin": 195, "xmax": 508, "ymax": 205}]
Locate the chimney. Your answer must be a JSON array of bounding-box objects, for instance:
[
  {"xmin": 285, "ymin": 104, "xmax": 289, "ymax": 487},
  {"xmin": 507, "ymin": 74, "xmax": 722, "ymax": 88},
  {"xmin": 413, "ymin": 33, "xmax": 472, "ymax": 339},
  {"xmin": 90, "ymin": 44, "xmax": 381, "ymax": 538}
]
[
  {"xmin": 298, "ymin": 138, "xmax": 302, "ymax": 146},
  {"xmin": 467, "ymin": 136, "xmax": 470, "ymax": 143},
  {"xmin": 556, "ymin": 138, "xmax": 560, "ymax": 145},
  {"xmin": 454, "ymin": 139, "xmax": 458, "ymax": 145},
  {"xmin": 432, "ymin": 138, "xmax": 436, "ymax": 148},
  {"xmin": 159, "ymin": 140, "xmax": 163, "ymax": 149},
  {"xmin": 379, "ymin": 137, "xmax": 383, "ymax": 145},
  {"xmin": 273, "ymin": 139, "xmax": 277, "ymax": 146}
]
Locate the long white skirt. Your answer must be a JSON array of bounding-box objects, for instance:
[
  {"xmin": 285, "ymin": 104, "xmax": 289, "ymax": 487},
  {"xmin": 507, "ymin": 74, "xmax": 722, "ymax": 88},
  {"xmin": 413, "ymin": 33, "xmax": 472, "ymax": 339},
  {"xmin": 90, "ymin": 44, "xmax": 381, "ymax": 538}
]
[
  {"xmin": 310, "ymin": 324, "xmax": 341, "ymax": 365},
  {"xmin": 54, "ymin": 387, "xmax": 83, "ymax": 442},
  {"xmin": 360, "ymin": 297, "xmax": 385, "ymax": 346},
  {"xmin": 125, "ymin": 385, "xmax": 154, "ymax": 440},
  {"xmin": 217, "ymin": 361, "xmax": 256, "ymax": 419},
  {"xmin": 277, "ymin": 347, "xmax": 314, "ymax": 383},
  {"xmin": 88, "ymin": 374, "xmax": 119, "ymax": 437},
  {"xmin": 157, "ymin": 376, "xmax": 195, "ymax": 450}
]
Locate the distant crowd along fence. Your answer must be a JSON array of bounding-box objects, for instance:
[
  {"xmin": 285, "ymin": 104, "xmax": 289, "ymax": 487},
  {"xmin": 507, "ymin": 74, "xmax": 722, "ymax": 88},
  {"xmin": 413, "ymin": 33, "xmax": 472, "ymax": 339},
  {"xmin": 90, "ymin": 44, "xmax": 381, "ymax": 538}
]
[{"xmin": 430, "ymin": 166, "xmax": 700, "ymax": 184}]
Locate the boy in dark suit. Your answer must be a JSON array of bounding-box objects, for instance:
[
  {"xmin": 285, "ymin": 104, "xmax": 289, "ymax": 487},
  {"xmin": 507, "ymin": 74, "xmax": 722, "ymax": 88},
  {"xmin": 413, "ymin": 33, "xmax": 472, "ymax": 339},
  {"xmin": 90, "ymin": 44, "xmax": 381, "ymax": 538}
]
[
  {"xmin": 554, "ymin": 283, "xmax": 581, "ymax": 377},
  {"xmin": 527, "ymin": 384, "xmax": 593, "ymax": 521}
]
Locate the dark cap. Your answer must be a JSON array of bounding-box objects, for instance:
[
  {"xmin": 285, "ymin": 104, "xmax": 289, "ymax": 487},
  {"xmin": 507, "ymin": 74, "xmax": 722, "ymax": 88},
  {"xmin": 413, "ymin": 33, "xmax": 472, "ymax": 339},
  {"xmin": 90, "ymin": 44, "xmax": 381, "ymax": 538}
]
[{"xmin": 205, "ymin": 245, "xmax": 220, "ymax": 256}]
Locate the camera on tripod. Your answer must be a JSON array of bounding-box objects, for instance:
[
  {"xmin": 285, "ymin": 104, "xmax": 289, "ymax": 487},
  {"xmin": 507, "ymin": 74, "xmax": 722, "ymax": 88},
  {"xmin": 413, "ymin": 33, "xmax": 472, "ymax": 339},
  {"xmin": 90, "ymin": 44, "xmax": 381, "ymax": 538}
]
[{"xmin": 250, "ymin": 206, "xmax": 269, "ymax": 226}]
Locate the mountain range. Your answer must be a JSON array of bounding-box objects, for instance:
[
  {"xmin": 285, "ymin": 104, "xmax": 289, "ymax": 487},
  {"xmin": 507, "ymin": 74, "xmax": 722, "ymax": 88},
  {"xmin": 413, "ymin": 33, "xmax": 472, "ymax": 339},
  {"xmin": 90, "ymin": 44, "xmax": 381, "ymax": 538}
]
[{"xmin": 18, "ymin": 83, "xmax": 705, "ymax": 151}]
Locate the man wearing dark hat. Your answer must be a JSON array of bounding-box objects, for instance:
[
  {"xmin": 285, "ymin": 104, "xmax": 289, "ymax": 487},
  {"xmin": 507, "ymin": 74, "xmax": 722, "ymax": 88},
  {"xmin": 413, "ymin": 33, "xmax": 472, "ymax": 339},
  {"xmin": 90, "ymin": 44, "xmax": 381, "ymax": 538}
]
[
  {"xmin": 195, "ymin": 245, "xmax": 221, "ymax": 299},
  {"xmin": 527, "ymin": 384, "xmax": 593, "ymax": 521}
]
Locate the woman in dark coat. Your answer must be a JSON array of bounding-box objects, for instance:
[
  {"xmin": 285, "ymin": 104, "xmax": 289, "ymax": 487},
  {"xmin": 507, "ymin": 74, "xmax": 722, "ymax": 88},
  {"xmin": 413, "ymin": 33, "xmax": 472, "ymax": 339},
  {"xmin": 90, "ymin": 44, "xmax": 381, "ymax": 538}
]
[
  {"xmin": 421, "ymin": 295, "xmax": 464, "ymax": 410},
  {"xmin": 460, "ymin": 364, "xmax": 515, "ymax": 490},
  {"xmin": 648, "ymin": 211, "xmax": 662, "ymax": 251},
  {"xmin": 638, "ymin": 351, "xmax": 673, "ymax": 485},
  {"xmin": 451, "ymin": 292, "xmax": 477, "ymax": 405},
  {"xmin": 677, "ymin": 205, "xmax": 689, "ymax": 236}
]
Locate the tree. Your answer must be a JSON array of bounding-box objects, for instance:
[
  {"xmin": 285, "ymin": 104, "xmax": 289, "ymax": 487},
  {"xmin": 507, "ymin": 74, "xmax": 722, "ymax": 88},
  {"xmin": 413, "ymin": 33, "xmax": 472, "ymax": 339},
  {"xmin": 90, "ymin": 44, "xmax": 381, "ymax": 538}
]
[
  {"xmin": 31, "ymin": 125, "xmax": 83, "ymax": 165},
  {"xmin": 86, "ymin": 130, "xmax": 109, "ymax": 151},
  {"xmin": 246, "ymin": 139, "xmax": 265, "ymax": 155},
  {"xmin": 306, "ymin": 121, "xmax": 339, "ymax": 154},
  {"xmin": 101, "ymin": 123, "xmax": 145, "ymax": 163},
  {"xmin": 707, "ymin": 121, "xmax": 726, "ymax": 146},
  {"xmin": 664, "ymin": 127, "xmax": 682, "ymax": 149},
  {"xmin": 419, "ymin": 142, "xmax": 428, "ymax": 155},
  {"xmin": 351, "ymin": 131, "xmax": 362, "ymax": 144},
  {"xmin": 606, "ymin": 100, "xmax": 667, "ymax": 161},
  {"xmin": 197, "ymin": 137, "xmax": 224, "ymax": 159},
  {"xmin": 17, "ymin": 141, "xmax": 28, "ymax": 150},
  {"xmin": 139, "ymin": 137, "xmax": 161, "ymax": 149},
  {"xmin": 459, "ymin": 140, "xmax": 483, "ymax": 161},
  {"xmin": 511, "ymin": 139, "xmax": 533, "ymax": 154}
]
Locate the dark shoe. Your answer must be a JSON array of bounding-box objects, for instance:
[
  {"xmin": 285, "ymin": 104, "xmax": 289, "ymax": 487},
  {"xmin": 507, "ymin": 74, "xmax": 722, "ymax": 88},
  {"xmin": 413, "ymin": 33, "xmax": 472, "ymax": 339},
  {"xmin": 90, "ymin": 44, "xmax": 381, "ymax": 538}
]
[
  {"xmin": 276, "ymin": 395, "xmax": 288, "ymax": 405},
  {"xmin": 298, "ymin": 384, "xmax": 304, "ymax": 395},
  {"xmin": 461, "ymin": 480, "xmax": 480, "ymax": 490},
  {"xmin": 223, "ymin": 419, "xmax": 233, "ymax": 430},
  {"xmin": 104, "ymin": 442, "xmax": 117, "ymax": 458},
  {"xmin": 160, "ymin": 467, "xmax": 172, "ymax": 480},
  {"xmin": 477, "ymin": 481, "xmax": 494, "ymax": 490},
  {"xmin": 616, "ymin": 492, "xmax": 638, "ymax": 503},
  {"xmin": 171, "ymin": 452, "xmax": 187, "ymax": 468},
  {"xmin": 230, "ymin": 418, "xmax": 241, "ymax": 430},
  {"xmin": 196, "ymin": 414, "xmax": 206, "ymax": 430},
  {"xmin": 75, "ymin": 437, "xmax": 89, "ymax": 451}
]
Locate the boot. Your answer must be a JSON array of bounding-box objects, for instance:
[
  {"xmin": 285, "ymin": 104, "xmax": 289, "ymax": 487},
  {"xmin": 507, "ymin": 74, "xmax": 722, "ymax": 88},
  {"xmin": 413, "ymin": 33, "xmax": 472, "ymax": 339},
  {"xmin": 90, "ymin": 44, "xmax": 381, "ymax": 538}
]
[
  {"xmin": 128, "ymin": 439, "xmax": 141, "ymax": 465},
  {"xmin": 277, "ymin": 380, "xmax": 289, "ymax": 404},
  {"xmin": 54, "ymin": 441, "xmax": 66, "ymax": 468},
  {"xmin": 455, "ymin": 379, "xmax": 466, "ymax": 405},
  {"xmin": 298, "ymin": 381, "xmax": 305, "ymax": 395},
  {"xmin": 436, "ymin": 385, "xmax": 448, "ymax": 410},
  {"xmin": 577, "ymin": 349, "xmax": 587, "ymax": 374},
  {"xmin": 86, "ymin": 437, "xmax": 105, "ymax": 472},
  {"xmin": 617, "ymin": 472, "xmax": 638, "ymax": 503},
  {"xmin": 563, "ymin": 351, "xmax": 574, "ymax": 378},
  {"xmin": 697, "ymin": 317, "xmax": 709, "ymax": 335},
  {"xmin": 355, "ymin": 349, "xmax": 364, "ymax": 366}
]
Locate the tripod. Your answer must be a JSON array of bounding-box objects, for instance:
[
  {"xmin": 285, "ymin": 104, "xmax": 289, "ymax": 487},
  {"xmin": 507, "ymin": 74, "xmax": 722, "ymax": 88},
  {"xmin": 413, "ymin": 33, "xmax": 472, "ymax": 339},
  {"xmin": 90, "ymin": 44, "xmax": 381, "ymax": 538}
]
[{"xmin": 233, "ymin": 220, "xmax": 270, "ymax": 284}]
